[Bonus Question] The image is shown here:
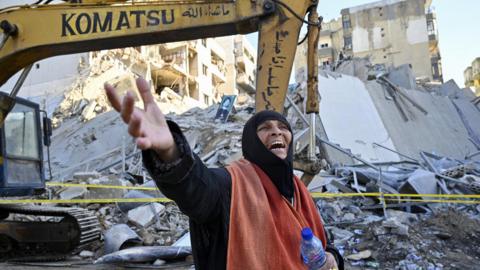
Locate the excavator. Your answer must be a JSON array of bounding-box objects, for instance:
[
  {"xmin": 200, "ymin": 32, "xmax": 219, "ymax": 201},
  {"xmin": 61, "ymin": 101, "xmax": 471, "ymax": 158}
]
[{"xmin": 0, "ymin": 0, "xmax": 322, "ymax": 258}]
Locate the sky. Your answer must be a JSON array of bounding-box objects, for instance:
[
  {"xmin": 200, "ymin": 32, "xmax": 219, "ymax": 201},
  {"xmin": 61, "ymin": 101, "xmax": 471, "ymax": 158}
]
[{"xmin": 247, "ymin": 0, "xmax": 479, "ymax": 87}]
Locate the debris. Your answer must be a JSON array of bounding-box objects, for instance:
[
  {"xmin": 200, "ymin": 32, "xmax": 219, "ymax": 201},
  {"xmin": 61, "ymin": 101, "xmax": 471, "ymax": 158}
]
[
  {"xmin": 79, "ymin": 250, "xmax": 95, "ymax": 258},
  {"xmin": 35, "ymin": 54, "xmax": 480, "ymax": 269},
  {"xmin": 58, "ymin": 186, "xmax": 88, "ymax": 200},
  {"xmin": 73, "ymin": 171, "xmax": 101, "ymax": 181},
  {"xmin": 94, "ymin": 246, "xmax": 192, "ymax": 264},
  {"xmin": 128, "ymin": 203, "xmax": 165, "ymax": 228},
  {"xmin": 346, "ymin": 250, "xmax": 372, "ymax": 260},
  {"xmin": 104, "ymin": 224, "xmax": 142, "ymax": 254},
  {"xmin": 382, "ymin": 217, "xmax": 409, "ymax": 236},
  {"xmin": 399, "ymin": 169, "xmax": 438, "ymax": 200},
  {"xmin": 117, "ymin": 190, "xmax": 155, "ymax": 213}
]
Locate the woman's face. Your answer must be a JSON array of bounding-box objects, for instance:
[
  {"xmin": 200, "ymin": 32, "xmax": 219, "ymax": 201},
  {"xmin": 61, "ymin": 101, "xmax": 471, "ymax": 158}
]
[{"xmin": 256, "ymin": 120, "xmax": 292, "ymax": 159}]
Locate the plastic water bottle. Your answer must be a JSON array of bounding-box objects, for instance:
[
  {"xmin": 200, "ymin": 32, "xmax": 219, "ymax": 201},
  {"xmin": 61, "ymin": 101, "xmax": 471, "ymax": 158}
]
[{"xmin": 300, "ymin": 227, "xmax": 326, "ymax": 270}]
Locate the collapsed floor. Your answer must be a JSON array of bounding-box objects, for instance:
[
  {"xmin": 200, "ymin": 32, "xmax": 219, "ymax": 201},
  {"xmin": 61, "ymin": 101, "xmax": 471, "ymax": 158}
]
[{"xmin": 3, "ymin": 55, "xmax": 480, "ymax": 269}]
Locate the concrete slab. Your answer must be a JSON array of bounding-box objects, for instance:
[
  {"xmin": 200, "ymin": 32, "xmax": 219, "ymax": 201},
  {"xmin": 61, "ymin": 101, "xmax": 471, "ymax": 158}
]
[
  {"xmin": 318, "ymin": 72, "xmax": 400, "ymax": 163},
  {"xmin": 387, "ymin": 64, "xmax": 416, "ymax": 90},
  {"xmin": 127, "ymin": 203, "xmax": 165, "ymax": 228},
  {"xmin": 399, "ymin": 169, "xmax": 438, "ymax": 200},
  {"xmin": 437, "ymin": 79, "xmax": 461, "ymax": 97},
  {"xmin": 366, "ymin": 82, "xmax": 478, "ymax": 160}
]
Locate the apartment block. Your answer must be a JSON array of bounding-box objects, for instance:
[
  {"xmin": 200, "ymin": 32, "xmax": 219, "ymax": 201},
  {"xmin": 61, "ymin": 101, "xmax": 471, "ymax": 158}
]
[
  {"xmin": 340, "ymin": 0, "xmax": 442, "ymax": 82},
  {"xmin": 143, "ymin": 38, "xmax": 227, "ymax": 107},
  {"xmin": 216, "ymin": 35, "xmax": 257, "ymax": 96},
  {"xmin": 294, "ymin": 19, "xmax": 344, "ymax": 79},
  {"xmin": 317, "ymin": 19, "xmax": 344, "ymax": 69},
  {"xmin": 464, "ymin": 57, "xmax": 480, "ymax": 96}
]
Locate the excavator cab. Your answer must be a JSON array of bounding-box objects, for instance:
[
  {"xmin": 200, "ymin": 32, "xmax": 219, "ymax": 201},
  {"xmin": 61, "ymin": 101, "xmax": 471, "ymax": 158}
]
[{"xmin": 0, "ymin": 91, "xmax": 46, "ymax": 197}]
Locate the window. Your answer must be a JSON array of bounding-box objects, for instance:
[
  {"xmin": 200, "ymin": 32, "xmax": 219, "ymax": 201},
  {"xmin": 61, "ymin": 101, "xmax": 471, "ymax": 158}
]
[
  {"xmin": 427, "ymin": 20, "xmax": 435, "ymax": 35},
  {"xmin": 344, "ymin": 36, "xmax": 352, "ymax": 49},
  {"xmin": 204, "ymin": 94, "xmax": 210, "ymax": 105},
  {"xmin": 342, "ymin": 14, "xmax": 351, "ymax": 29},
  {"xmin": 4, "ymin": 103, "xmax": 39, "ymax": 159},
  {"xmin": 202, "ymin": 64, "xmax": 208, "ymax": 76},
  {"xmin": 201, "ymin": 39, "xmax": 207, "ymax": 47}
]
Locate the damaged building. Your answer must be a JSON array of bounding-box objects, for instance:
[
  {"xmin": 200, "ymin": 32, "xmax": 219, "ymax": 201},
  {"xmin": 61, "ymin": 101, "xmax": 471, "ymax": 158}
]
[
  {"xmin": 1, "ymin": 35, "xmax": 256, "ymax": 116},
  {"xmin": 464, "ymin": 57, "xmax": 480, "ymax": 96},
  {"xmin": 306, "ymin": 0, "xmax": 443, "ymax": 83},
  {"xmin": 20, "ymin": 49, "xmax": 477, "ymax": 269}
]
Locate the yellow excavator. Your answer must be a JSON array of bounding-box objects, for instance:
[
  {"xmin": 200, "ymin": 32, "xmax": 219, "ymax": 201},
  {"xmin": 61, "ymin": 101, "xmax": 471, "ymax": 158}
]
[{"xmin": 0, "ymin": 0, "xmax": 322, "ymax": 257}]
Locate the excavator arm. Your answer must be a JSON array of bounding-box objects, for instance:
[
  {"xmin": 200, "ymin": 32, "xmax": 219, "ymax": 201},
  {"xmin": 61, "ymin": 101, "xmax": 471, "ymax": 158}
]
[
  {"xmin": 0, "ymin": 0, "xmax": 322, "ymax": 183},
  {"xmin": 0, "ymin": 0, "xmax": 323, "ymax": 257},
  {"xmin": 0, "ymin": 0, "xmax": 318, "ymax": 114}
]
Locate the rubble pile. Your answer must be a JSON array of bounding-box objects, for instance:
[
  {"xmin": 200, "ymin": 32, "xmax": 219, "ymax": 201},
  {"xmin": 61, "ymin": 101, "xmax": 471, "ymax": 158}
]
[
  {"xmin": 22, "ymin": 56, "xmax": 479, "ymax": 269},
  {"xmin": 318, "ymin": 197, "xmax": 480, "ymax": 269},
  {"xmin": 43, "ymin": 83, "xmax": 254, "ymax": 267},
  {"xmin": 46, "ymin": 101, "xmax": 480, "ymax": 269}
]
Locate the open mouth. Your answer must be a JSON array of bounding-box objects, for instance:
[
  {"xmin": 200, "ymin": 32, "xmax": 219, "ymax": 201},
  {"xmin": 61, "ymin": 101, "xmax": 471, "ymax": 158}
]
[{"xmin": 268, "ymin": 140, "xmax": 285, "ymax": 150}]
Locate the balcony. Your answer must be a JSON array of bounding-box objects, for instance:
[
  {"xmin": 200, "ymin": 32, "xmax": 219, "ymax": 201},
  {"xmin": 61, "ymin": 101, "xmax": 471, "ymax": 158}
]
[
  {"xmin": 472, "ymin": 58, "xmax": 480, "ymax": 80},
  {"xmin": 318, "ymin": 47, "xmax": 334, "ymax": 58},
  {"xmin": 426, "ymin": 12, "xmax": 436, "ymax": 21},
  {"xmin": 237, "ymin": 72, "xmax": 255, "ymax": 94}
]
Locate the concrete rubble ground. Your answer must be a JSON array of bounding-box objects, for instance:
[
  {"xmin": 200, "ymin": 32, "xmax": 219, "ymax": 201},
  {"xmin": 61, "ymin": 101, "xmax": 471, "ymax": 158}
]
[{"xmin": 6, "ymin": 53, "xmax": 480, "ymax": 269}]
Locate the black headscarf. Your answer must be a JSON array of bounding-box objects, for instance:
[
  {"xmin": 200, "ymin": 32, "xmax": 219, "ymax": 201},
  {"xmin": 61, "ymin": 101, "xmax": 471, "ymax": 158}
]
[{"xmin": 242, "ymin": 110, "xmax": 294, "ymax": 200}]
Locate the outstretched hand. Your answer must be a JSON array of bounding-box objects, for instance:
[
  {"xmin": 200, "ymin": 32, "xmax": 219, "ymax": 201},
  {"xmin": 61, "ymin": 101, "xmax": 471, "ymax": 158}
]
[{"xmin": 104, "ymin": 77, "xmax": 179, "ymax": 162}]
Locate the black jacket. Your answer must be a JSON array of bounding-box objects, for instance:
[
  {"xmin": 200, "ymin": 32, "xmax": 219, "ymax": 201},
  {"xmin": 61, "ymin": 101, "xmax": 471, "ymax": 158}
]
[
  {"xmin": 142, "ymin": 121, "xmax": 344, "ymax": 270},
  {"xmin": 143, "ymin": 121, "xmax": 231, "ymax": 270}
]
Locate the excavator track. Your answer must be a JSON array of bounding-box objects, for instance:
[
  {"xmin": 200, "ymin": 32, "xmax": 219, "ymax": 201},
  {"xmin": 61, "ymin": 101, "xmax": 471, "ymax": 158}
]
[{"xmin": 0, "ymin": 204, "xmax": 101, "ymax": 260}]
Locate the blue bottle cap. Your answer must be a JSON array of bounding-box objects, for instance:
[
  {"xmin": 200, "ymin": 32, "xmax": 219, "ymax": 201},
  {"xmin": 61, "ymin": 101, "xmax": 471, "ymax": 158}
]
[{"xmin": 301, "ymin": 227, "xmax": 313, "ymax": 240}]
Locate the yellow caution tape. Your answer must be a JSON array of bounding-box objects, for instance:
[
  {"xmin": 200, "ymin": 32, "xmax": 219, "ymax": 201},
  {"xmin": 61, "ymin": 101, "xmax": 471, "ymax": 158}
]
[
  {"xmin": 0, "ymin": 196, "xmax": 478, "ymax": 204},
  {"xmin": 47, "ymin": 182, "xmax": 480, "ymax": 199},
  {"xmin": 0, "ymin": 182, "xmax": 475, "ymax": 204},
  {"xmin": 379, "ymin": 197, "xmax": 480, "ymax": 205},
  {"xmin": 310, "ymin": 192, "xmax": 480, "ymax": 199},
  {"xmin": 46, "ymin": 182, "xmax": 158, "ymax": 191},
  {"xmin": 0, "ymin": 197, "xmax": 171, "ymax": 204}
]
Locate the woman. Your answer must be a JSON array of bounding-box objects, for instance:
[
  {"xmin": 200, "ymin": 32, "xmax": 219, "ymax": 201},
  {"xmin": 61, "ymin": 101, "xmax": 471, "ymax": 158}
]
[{"xmin": 105, "ymin": 77, "xmax": 341, "ymax": 270}]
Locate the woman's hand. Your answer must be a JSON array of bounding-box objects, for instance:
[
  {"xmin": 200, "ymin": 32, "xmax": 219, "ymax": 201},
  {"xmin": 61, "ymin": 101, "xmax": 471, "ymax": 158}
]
[{"xmin": 104, "ymin": 77, "xmax": 179, "ymax": 162}]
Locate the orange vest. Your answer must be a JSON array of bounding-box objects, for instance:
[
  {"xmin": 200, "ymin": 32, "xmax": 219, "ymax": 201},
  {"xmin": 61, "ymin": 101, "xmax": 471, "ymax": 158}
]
[{"xmin": 226, "ymin": 159, "xmax": 326, "ymax": 270}]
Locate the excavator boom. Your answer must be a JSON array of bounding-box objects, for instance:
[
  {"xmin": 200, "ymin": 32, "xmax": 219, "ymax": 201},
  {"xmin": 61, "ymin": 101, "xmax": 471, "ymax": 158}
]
[
  {"xmin": 0, "ymin": 0, "xmax": 317, "ymax": 113},
  {"xmin": 0, "ymin": 0, "xmax": 322, "ymax": 257}
]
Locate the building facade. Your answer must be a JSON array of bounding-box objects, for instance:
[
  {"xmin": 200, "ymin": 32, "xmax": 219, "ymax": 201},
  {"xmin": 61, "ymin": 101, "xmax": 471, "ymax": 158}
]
[
  {"xmin": 464, "ymin": 57, "xmax": 480, "ymax": 96},
  {"xmin": 216, "ymin": 35, "xmax": 257, "ymax": 96},
  {"xmin": 1, "ymin": 0, "xmax": 253, "ymax": 108},
  {"xmin": 143, "ymin": 38, "xmax": 227, "ymax": 106},
  {"xmin": 340, "ymin": 0, "xmax": 442, "ymax": 82},
  {"xmin": 294, "ymin": 0, "xmax": 442, "ymax": 83}
]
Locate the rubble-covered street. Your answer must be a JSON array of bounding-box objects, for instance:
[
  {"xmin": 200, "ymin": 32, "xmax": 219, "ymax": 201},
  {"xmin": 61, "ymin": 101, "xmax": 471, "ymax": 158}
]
[
  {"xmin": 2, "ymin": 50, "xmax": 479, "ymax": 269},
  {"xmin": 1, "ymin": 0, "xmax": 479, "ymax": 264}
]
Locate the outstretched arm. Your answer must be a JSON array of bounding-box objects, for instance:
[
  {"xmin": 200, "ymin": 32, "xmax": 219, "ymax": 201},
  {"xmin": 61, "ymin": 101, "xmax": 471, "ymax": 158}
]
[
  {"xmin": 104, "ymin": 77, "xmax": 179, "ymax": 162},
  {"xmin": 104, "ymin": 78, "xmax": 230, "ymax": 223}
]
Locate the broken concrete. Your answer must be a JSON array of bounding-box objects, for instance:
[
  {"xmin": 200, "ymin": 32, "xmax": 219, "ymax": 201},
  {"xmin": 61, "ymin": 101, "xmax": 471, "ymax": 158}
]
[
  {"xmin": 387, "ymin": 64, "xmax": 417, "ymax": 90},
  {"xmin": 127, "ymin": 203, "xmax": 165, "ymax": 228},
  {"xmin": 104, "ymin": 224, "xmax": 142, "ymax": 254},
  {"xmin": 58, "ymin": 186, "xmax": 88, "ymax": 200}
]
